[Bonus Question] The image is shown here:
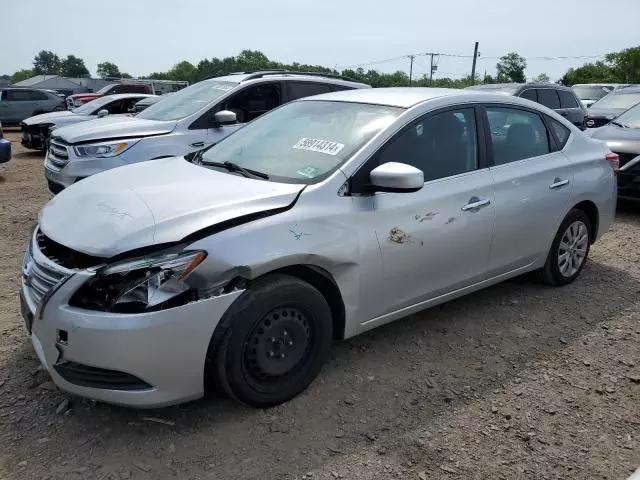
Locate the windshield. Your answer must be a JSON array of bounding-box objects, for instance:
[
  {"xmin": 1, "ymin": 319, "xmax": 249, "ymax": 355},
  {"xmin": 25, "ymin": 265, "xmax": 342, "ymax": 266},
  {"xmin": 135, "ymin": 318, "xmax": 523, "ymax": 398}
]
[
  {"xmin": 96, "ymin": 84, "xmax": 116, "ymax": 95},
  {"xmin": 613, "ymin": 103, "xmax": 640, "ymax": 129},
  {"xmin": 72, "ymin": 96, "xmax": 117, "ymax": 114},
  {"xmin": 591, "ymin": 92, "xmax": 640, "ymax": 110},
  {"xmin": 137, "ymin": 81, "xmax": 238, "ymax": 121},
  {"xmin": 573, "ymin": 85, "xmax": 613, "ymax": 101},
  {"xmin": 199, "ymin": 100, "xmax": 402, "ymax": 183}
]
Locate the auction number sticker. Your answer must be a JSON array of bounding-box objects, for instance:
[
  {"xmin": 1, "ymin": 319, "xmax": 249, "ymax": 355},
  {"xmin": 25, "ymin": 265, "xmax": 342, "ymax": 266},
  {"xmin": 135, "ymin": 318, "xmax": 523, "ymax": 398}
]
[{"xmin": 293, "ymin": 138, "xmax": 345, "ymax": 156}]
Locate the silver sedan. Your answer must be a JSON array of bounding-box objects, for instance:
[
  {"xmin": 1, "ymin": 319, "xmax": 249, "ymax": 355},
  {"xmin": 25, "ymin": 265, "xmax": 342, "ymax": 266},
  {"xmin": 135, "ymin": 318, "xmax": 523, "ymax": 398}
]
[{"xmin": 21, "ymin": 88, "xmax": 617, "ymax": 408}]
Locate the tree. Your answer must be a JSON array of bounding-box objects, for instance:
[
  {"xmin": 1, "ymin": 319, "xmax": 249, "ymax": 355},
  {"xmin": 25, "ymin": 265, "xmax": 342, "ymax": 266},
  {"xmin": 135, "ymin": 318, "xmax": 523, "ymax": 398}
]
[
  {"xmin": 97, "ymin": 61, "xmax": 122, "ymax": 79},
  {"xmin": 605, "ymin": 46, "xmax": 640, "ymax": 83},
  {"xmin": 33, "ymin": 50, "xmax": 61, "ymax": 75},
  {"xmin": 559, "ymin": 61, "xmax": 616, "ymax": 86},
  {"xmin": 496, "ymin": 52, "xmax": 527, "ymax": 83},
  {"xmin": 60, "ymin": 55, "xmax": 89, "ymax": 78},
  {"xmin": 166, "ymin": 61, "xmax": 198, "ymax": 84},
  {"xmin": 10, "ymin": 69, "xmax": 33, "ymax": 84},
  {"xmin": 532, "ymin": 73, "xmax": 550, "ymax": 83}
]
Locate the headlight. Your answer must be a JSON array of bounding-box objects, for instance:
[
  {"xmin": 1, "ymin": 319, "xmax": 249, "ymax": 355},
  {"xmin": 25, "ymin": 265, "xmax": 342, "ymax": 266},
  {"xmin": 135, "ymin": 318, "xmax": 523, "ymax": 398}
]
[
  {"xmin": 70, "ymin": 250, "xmax": 206, "ymax": 313},
  {"xmin": 74, "ymin": 140, "xmax": 137, "ymax": 158}
]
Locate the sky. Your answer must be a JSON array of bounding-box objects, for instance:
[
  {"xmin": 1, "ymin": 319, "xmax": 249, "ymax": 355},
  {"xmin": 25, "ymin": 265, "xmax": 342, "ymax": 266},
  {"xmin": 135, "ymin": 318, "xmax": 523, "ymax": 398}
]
[{"xmin": 3, "ymin": 0, "xmax": 640, "ymax": 82}]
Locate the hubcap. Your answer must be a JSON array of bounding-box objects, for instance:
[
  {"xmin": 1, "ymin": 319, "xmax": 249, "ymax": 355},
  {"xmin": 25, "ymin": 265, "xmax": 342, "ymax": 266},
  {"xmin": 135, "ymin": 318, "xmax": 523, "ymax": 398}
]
[
  {"xmin": 558, "ymin": 220, "xmax": 588, "ymax": 277},
  {"xmin": 245, "ymin": 307, "xmax": 311, "ymax": 379}
]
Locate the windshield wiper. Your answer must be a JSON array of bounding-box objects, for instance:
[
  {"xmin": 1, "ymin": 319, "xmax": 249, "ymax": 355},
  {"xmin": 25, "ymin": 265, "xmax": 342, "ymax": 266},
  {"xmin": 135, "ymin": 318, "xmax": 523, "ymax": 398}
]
[
  {"xmin": 200, "ymin": 160, "xmax": 269, "ymax": 180},
  {"xmin": 610, "ymin": 121, "xmax": 628, "ymax": 128}
]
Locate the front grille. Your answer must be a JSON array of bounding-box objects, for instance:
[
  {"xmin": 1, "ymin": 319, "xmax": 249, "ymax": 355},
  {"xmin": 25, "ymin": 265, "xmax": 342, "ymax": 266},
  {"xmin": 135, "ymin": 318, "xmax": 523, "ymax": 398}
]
[
  {"xmin": 54, "ymin": 361, "xmax": 153, "ymax": 391},
  {"xmin": 23, "ymin": 246, "xmax": 67, "ymax": 307},
  {"xmin": 48, "ymin": 138, "xmax": 70, "ymax": 167},
  {"xmin": 586, "ymin": 117, "xmax": 610, "ymax": 128},
  {"xmin": 36, "ymin": 229, "xmax": 105, "ymax": 269}
]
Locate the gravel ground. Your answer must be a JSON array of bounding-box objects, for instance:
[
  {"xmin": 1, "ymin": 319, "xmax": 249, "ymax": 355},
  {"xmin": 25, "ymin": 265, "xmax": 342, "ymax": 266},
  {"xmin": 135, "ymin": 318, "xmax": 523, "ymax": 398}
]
[{"xmin": 0, "ymin": 129, "xmax": 639, "ymax": 480}]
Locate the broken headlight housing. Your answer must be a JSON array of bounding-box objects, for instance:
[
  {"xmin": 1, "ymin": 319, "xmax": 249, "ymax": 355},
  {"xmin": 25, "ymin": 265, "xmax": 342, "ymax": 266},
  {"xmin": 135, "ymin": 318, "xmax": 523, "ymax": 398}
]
[{"xmin": 70, "ymin": 250, "xmax": 207, "ymax": 313}]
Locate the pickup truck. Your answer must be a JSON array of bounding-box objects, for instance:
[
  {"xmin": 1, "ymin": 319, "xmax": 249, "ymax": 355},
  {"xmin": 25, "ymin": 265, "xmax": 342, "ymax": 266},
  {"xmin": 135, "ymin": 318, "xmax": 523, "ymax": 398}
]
[{"xmin": 66, "ymin": 84, "xmax": 152, "ymax": 108}]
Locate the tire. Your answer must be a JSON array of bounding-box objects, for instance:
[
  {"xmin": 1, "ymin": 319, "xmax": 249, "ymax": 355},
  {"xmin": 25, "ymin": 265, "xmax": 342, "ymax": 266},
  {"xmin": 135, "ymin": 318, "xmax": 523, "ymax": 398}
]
[
  {"xmin": 538, "ymin": 209, "xmax": 592, "ymax": 286},
  {"xmin": 207, "ymin": 274, "xmax": 333, "ymax": 407}
]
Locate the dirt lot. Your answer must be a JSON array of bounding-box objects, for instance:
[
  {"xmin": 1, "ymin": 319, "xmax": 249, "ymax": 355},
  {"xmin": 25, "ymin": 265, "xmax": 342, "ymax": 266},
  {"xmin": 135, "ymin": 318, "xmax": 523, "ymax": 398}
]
[{"xmin": 0, "ymin": 129, "xmax": 639, "ymax": 480}]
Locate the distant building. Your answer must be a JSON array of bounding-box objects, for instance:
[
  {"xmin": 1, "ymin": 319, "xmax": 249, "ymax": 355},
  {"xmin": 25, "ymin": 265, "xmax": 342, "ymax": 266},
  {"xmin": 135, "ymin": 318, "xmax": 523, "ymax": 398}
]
[{"xmin": 11, "ymin": 75, "xmax": 113, "ymax": 94}]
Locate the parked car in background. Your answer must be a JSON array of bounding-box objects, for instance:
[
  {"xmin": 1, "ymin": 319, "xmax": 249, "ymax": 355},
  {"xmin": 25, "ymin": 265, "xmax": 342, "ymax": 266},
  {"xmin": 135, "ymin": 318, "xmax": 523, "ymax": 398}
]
[
  {"xmin": 21, "ymin": 94, "xmax": 155, "ymax": 151},
  {"xmin": 0, "ymin": 122, "xmax": 11, "ymax": 164},
  {"xmin": 0, "ymin": 88, "xmax": 66, "ymax": 125},
  {"xmin": 466, "ymin": 83, "xmax": 587, "ymax": 129},
  {"xmin": 132, "ymin": 94, "xmax": 165, "ymax": 113},
  {"xmin": 586, "ymin": 102, "xmax": 640, "ymax": 200},
  {"xmin": 44, "ymin": 70, "xmax": 370, "ymax": 194},
  {"xmin": 571, "ymin": 84, "xmax": 629, "ymax": 108},
  {"xmin": 22, "ymin": 88, "xmax": 617, "ymax": 408},
  {"xmin": 585, "ymin": 86, "xmax": 640, "ymax": 128},
  {"xmin": 66, "ymin": 83, "xmax": 153, "ymax": 109}
]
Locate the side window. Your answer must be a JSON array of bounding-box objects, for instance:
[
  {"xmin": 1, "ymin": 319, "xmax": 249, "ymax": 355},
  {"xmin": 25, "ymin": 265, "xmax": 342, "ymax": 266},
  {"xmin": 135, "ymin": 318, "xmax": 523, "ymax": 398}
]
[
  {"xmin": 549, "ymin": 117, "xmax": 571, "ymax": 149},
  {"xmin": 6, "ymin": 90, "xmax": 31, "ymax": 101},
  {"xmin": 330, "ymin": 85, "xmax": 355, "ymax": 92},
  {"xmin": 286, "ymin": 82, "xmax": 333, "ymax": 101},
  {"xmin": 485, "ymin": 107, "xmax": 551, "ymax": 165},
  {"xmin": 29, "ymin": 91, "xmax": 49, "ymax": 101},
  {"xmin": 537, "ymin": 89, "xmax": 561, "ymax": 109},
  {"xmin": 558, "ymin": 90, "xmax": 580, "ymax": 108},
  {"xmin": 376, "ymin": 108, "xmax": 478, "ymax": 182},
  {"xmin": 222, "ymin": 83, "xmax": 281, "ymax": 123},
  {"xmin": 520, "ymin": 89, "xmax": 537, "ymax": 102},
  {"xmin": 104, "ymin": 100, "xmax": 125, "ymax": 114}
]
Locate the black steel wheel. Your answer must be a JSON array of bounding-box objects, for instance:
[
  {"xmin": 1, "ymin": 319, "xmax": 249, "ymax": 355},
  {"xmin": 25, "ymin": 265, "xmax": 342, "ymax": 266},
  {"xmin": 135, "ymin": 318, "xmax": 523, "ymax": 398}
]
[{"xmin": 207, "ymin": 274, "xmax": 333, "ymax": 407}]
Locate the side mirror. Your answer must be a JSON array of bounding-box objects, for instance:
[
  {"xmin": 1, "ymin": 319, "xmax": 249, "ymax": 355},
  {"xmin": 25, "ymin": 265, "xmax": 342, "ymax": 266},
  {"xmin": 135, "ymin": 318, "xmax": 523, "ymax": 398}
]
[
  {"xmin": 97, "ymin": 109, "xmax": 109, "ymax": 118},
  {"xmin": 369, "ymin": 162, "xmax": 423, "ymax": 193},
  {"xmin": 213, "ymin": 110, "xmax": 237, "ymax": 127}
]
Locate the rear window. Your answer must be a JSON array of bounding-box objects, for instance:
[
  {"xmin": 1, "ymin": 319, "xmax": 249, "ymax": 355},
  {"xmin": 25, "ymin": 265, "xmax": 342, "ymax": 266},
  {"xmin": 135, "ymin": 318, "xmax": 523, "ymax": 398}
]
[
  {"xmin": 573, "ymin": 85, "xmax": 613, "ymax": 101},
  {"xmin": 6, "ymin": 90, "xmax": 31, "ymax": 101},
  {"xmin": 537, "ymin": 89, "xmax": 561, "ymax": 109},
  {"xmin": 549, "ymin": 118, "xmax": 571, "ymax": 149},
  {"xmin": 558, "ymin": 90, "xmax": 580, "ymax": 108}
]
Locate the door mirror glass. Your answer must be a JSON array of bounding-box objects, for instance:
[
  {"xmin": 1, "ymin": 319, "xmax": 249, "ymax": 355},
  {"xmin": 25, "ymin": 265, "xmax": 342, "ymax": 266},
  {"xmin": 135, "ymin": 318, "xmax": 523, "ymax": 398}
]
[
  {"xmin": 97, "ymin": 109, "xmax": 109, "ymax": 118},
  {"xmin": 214, "ymin": 110, "xmax": 237, "ymax": 127},
  {"xmin": 370, "ymin": 162, "xmax": 423, "ymax": 192}
]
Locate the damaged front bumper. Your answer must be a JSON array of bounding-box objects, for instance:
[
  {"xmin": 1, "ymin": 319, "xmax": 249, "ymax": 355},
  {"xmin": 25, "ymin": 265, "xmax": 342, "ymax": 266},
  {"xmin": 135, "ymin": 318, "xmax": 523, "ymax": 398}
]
[
  {"xmin": 21, "ymin": 124, "xmax": 48, "ymax": 150},
  {"xmin": 21, "ymin": 233, "xmax": 243, "ymax": 408}
]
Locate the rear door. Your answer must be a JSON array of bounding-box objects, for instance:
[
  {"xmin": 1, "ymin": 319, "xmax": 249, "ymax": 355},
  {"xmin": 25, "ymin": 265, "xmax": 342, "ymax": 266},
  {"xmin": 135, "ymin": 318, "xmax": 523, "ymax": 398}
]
[
  {"xmin": 557, "ymin": 89, "xmax": 585, "ymax": 129},
  {"xmin": 29, "ymin": 90, "xmax": 50, "ymax": 115},
  {"xmin": 482, "ymin": 104, "xmax": 573, "ymax": 276}
]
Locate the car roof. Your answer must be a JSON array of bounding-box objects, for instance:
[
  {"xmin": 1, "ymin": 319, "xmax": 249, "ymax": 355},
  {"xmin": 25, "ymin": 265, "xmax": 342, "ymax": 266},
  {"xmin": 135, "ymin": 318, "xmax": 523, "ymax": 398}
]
[
  {"xmin": 467, "ymin": 83, "xmax": 572, "ymax": 92},
  {"xmin": 609, "ymin": 86, "xmax": 640, "ymax": 94},
  {"xmin": 210, "ymin": 71, "xmax": 369, "ymax": 88},
  {"xmin": 298, "ymin": 87, "xmax": 496, "ymax": 108},
  {"xmin": 99, "ymin": 93, "xmax": 156, "ymax": 101}
]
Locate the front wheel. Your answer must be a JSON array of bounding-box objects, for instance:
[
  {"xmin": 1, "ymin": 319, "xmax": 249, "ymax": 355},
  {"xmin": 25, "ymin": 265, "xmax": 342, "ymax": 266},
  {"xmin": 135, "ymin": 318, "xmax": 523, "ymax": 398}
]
[
  {"xmin": 538, "ymin": 209, "xmax": 592, "ymax": 286},
  {"xmin": 207, "ymin": 274, "xmax": 333, "ymax": 407}
]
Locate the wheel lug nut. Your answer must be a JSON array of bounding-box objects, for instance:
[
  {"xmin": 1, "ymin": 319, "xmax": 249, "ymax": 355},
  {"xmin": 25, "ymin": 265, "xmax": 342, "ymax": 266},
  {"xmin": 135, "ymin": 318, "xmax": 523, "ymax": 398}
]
[
  {"xmin": 269, "ymin": 351, "xmax": 275, "ymax": 357},
  {"xmin": 288, "ymin": 341, "xmax": 294, "ymax": 346},
  {"xmin": 280, "ymin": 353, "xmax": 285, "ymax": 359},
  {"xmin": 283, "ymin": 331, "xmax": 288, "ymax": 336}
]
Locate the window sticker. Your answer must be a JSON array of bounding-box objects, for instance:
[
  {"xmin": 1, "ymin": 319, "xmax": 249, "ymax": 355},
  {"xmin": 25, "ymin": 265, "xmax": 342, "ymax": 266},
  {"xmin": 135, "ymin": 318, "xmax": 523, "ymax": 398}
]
[
  {"xmin": 296, "ymin": 166, "xmax": 322, "ymax": 178},
  {"xmin": 416, "ymin": 123, "xmax": 424, "ymax": 136},
  {"xmin": 293, "ymin": 138, "xmax": 345, "ymax": 156}
]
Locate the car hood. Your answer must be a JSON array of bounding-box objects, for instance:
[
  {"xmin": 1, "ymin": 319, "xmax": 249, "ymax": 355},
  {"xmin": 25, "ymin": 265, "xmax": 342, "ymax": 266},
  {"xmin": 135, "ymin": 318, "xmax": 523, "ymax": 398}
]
[
  {"xmin": 588, "ymin": 124, "xmax": 640, "ymax": 154},
  {"xmin": 38, "ymin": 157, "xmax": 305, "ymax": 257},
  {"xmin": 587, "ymin": 108, "xmax": 626, "ymax": 119},
  {"xmin": 50, "ymin": 116, "xmax": 177, "ymax": 143},
  {"xmin": 22, "ymin": 110, "xmax": 78, "ymax": 126}
]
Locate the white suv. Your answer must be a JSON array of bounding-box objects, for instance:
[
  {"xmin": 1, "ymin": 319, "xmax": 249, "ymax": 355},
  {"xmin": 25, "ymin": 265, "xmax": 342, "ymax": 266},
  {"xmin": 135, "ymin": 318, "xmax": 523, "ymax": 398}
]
[{"xmin": 43, "ymin": 71, "xmax": 370, "ymax": 194}]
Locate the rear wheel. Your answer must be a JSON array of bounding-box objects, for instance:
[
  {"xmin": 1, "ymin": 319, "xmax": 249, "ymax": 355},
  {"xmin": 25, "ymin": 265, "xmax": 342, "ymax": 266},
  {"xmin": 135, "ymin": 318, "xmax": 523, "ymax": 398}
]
[
  {"xmin": 207, "ymin": 274, "xmax": 333, "ymax": 407},
  {"xmin": 538, "ymin": 209, "xmax": 591, "ymax": 286}
]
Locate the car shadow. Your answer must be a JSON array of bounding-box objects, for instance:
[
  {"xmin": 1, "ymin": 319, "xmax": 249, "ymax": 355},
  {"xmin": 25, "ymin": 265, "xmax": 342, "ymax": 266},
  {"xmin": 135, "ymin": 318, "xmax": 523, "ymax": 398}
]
[{"xmin": 1, "ymin": 255, "xmax": 637, "ymax": 478}]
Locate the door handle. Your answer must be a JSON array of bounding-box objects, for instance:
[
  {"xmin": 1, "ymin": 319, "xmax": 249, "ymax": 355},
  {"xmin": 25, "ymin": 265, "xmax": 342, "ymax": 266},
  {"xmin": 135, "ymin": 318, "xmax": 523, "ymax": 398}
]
[
  {"xmin": 549, "ymin": 178, "xmax": 569, "ymax": 189},
  {"xmin": 461, "ymin": 198, "xmax": 491, "ymax": 211},
  {"xmin": 190, "ymin": 142, "xmax": 205, "ymax": 148},
  {"xmin": 560, "ymin": 112, "xmax": 569, "ymax": 117}
]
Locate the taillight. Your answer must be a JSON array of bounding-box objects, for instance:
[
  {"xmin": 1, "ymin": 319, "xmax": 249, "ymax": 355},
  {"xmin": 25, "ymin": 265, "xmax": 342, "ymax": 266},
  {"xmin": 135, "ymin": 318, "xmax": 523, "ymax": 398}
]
[{"xmin": 605, "ymin": 152, "xmax": 619, "ymax": 176}]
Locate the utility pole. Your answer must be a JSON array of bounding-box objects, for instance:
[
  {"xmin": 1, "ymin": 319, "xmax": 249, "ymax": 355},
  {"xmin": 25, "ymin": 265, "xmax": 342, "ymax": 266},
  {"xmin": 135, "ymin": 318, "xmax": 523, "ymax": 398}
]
[
  {"xmin": 471, "ymin": 42, "xmax": 479, "ymax": 84},
  {"xmin": 429, "ymin": 53, "xmax": 435, "ymax": 85},
  {"xmin": 408, "ymin": 55, "xmax": 415, "ymax": 86}
]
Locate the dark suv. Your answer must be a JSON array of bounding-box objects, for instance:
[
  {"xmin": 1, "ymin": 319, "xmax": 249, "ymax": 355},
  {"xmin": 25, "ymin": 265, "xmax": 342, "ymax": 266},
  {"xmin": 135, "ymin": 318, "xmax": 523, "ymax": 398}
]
[{"xmin": 466, "ymin": 83, "xmax": 587, "ymax": 129}]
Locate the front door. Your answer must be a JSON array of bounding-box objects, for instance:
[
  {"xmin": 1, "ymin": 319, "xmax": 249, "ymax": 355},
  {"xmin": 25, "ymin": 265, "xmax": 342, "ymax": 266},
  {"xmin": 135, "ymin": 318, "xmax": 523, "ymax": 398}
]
[
  {"xmin": 482, "ymin": 105, "xmax": 573, "ymax": 275},
  {"xmin": 366, "ymin": 107, "xmax": 495, "ymax": 313}
]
